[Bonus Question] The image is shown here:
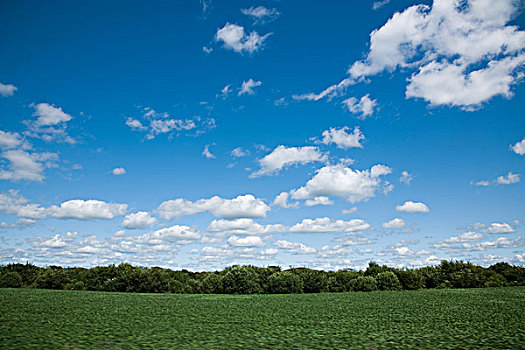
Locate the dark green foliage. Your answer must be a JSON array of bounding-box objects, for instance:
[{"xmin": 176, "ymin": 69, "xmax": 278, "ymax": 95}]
[
  {"xmin": 0, "ymin": 260, "xmax": 523, "ymax": 294},
  {"xmin": 221, "ymin": 266, "xmax": 262, "ymax": 294},
  {"xmin": 376, "ymin": 271, "xmax": 402, "ymax": 290},
  {"xmin": 2, "ymin": 287, "xmax": 523, "ymax": 349},
  {"xmin": 396, "ymin": 269, "xmax": 424, "ymax": 290},
  {"xmin": 350, "ymin": 276, "xmax": 378, "ymax": 292},
  {"xmin": 267, "ymin": 271, "xmax": 302, "ymax": 294}
]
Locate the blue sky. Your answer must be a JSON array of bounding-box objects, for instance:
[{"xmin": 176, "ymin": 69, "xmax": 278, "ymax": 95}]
[{"xmin": 0, "ymin": 0, "xmax": 524, "ymax": 270}]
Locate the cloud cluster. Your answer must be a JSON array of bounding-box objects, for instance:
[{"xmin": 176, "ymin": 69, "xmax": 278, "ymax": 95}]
[
  {"xmin": 290, "ymin": 164, "xmax": 392, "ymax": 203},
  {"xmin": 348, "ymin": 0, "xmax": 525, "ymax": 109},
  {"xmin": 472, "ymin": 172, "xmax": 521, "ymax": 186},
  {"xmin": 238, "ymin": 79, "xmax": 262, "ymax": 96},
  {"xmin": 511, "ymin": 138, "xmax": 525, "ymax": 155},
  {"xmin": 395, "ymin": 201, "xmax": 430, "ymax": 213},
  {"xmin": 157, "ymin": 194, "xmax": 271, "ymax": 220},
  {"xmin": 342, "ymin": 95, "xmax": 377, "ymax": 118},
  {"xmin": 126, "ymin": 107, "xmax": 215, "ymax": 140},
  {"xmin": 0, "ymin": 82, "xmax": 18, "ymax": 97}
]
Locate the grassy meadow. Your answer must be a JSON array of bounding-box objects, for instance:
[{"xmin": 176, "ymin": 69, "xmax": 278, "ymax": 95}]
[{"xmin": 0, "ymin": 287, "xmax": 524, "ymax": 349}]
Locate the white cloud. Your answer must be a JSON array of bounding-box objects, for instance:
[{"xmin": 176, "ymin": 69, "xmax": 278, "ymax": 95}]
[
  {"xmin": 462, "ymin": 236, "xmax": 524, "ymax": 251},
  {"xmin": 241, "ymin": 6, "xmax": 280, "ymax": 24},
  {"xmin": 126, "ymin": 107, "xmax": 214, "ymax": 140},
  {"xmin": 112, "ymin": 167, "xmax": 126, "ymax": 175},
  {"xmin": 207, "ymin": 218, "xmax": 284, "ymax": 236},
  {"xmin": 157, "ymin": 194, "xmax": 271, "ymax": 220},
  {"xmin": 319, "ymin": 126, "xmax": 364, "ymax": 149},
  {"xmin": 511, "ymin": 138, "xmax": 525, "ymax": 155},
  {"xmin": 238, "ymin": 79, "xmax": 262, "ymax": 96},
  {"xmin": 272, "ymin": 192, "xmax": 299, "ymax": 208},
  {"xmin": 31, "ymin": 103, "xmax": 72, "ymax": 126},
  {"xmin": 0, "ymin": 150, "xmax": 58, "ymax": 182},
  {"xmin": 373, "ymin": 0, "xmax": 391, "ymax": 10},
  {"xmin": 275, "ymin": 240, "xmax": 316, "ymax": 254},
  {"xmin": 251, "ymin": 145, "xmax": 327, "ymax": 177},
  {"xmin": 292, "ymin": 78, "xmax": 354, "ymax": 101},
  {"xmin": 215, "ymin": 23, "xmax": 270, "ymax": 54},
  {"xmin": 496, "ymin": 172, "xmax": 520, "ymax": 185},
  {"xmin": 341, "ymin": 237, "xmax": 372, "ymax": 246},
  {"xmin": 471, "ymin": 180, "xmax": 490, "ymax": 186},
  {"xmin": 382, "ymin": 218, "xmax": 406, "ymax": 229},
  {"xmin": 0, "ymin": 131, "xmax": 25, "ymax": 149},
  {"xmin": 0, "ymin": 83, "xmax": 17, "ymax": 97},
  {"xmin": 395, "ymin": 201, "xmax": 430, "ymax": 213},
  {"xmin": 121, "ymin": 211, "xmax": 157, "ymax": 229},
  {"xmin": 231, "ymin": 147, "xmax": 249, "ymax": 158},
  {"xmin": 48, "ymin": 200, "xmax": 128, "ymax": 220},
  {"xmin": 347, "ymin": 0, "xmax": 525, "ymax": 109},
  {"xmin": 304, "ymin": 196, "xmax": 334, "ymax": 207},
  {"xmin": 141, "ymin": 225, "xmax": 201, "ymax": 243},
  {"xmin": 484, "ymin": 222, "xmax": 516, "ymax": 234},
  {"xmin": 399, "ymin": 171, "xmax": 413, "ymax": 185},
  {"xmin": 288, "ymin": 217, "xmax": 370, "ymax": 233},
  {"xmin": 342, "ymin": 95, "xmax": 377, "ymax": 118},
  {"xmin": 444, "ymin": 231, "xmax": 484, "ymax": 243},
  {"xmin": 0, "ymin": 190, "xmax": 46, "ymax": 219},
  {"xmin": 341, "ymin": 207, "xmax": 358, "ymax": 214},
  {"xmin": 228, "ymin": 235, "xmax": 264, "ymax": 247},
  {"xmin": 202, "ymin": 145, "xmax": 216, "ymax": 159},
  {"xmin": 291, "ymin": 164, "xmax": 391, "ymax": 203}
]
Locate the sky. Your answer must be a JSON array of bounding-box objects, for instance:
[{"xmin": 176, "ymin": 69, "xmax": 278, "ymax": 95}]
[{"xmin": 0, "ymin": 0, "xmax": 524, "ymax": 271}]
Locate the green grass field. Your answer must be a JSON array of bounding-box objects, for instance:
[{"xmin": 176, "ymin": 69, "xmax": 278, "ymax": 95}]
[{"xmin": 0, "ymin": 287, "xmax": 524, "ymax": 349}]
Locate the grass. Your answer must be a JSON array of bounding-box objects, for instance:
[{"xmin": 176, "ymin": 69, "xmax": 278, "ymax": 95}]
[{"xmin": 0, "ymin": 287, "xmax": 524, "ymax": 349}]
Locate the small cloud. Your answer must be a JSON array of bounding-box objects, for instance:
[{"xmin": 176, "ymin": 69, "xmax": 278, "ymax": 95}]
[
  {"xmin": 202, "ymin": 46, "xmax": 213, "ymax": 54},
  {"xmin": 383, "ymin": 218, "xmax": 406, "ymax": 229},
  {"xmin": 496, "ymin": 172, "xmax": 520, "ymax": 185},
  {"xmin": 202, "ymin": 144, "xmax": 216, "ymax": 159},
  {"xmin": 231, "ymin": 147, "xmax": 249, "ymax": 158},
  {"xmin": 241, "ymin": 6, "xmax": 280, "ymax": 24},
  {"xmin": 342, "ymin": 94, "xmax": 377, "ymax": 118},
  {"xmin": 511, "ymin": 138, "xmax": 525, "ymax": 155},
  {"xmin": 372, "ymin": 0, "xmax": 391, "ymax": 10},
  {"xmin": 112, "ymin": 167, "xmax": 126, "ymax": 176},
  {"xmin": 0, "ymin": 83, "xmax": 18, "ymax": 97},
  {"xmin": 341, "ymin": 207, "xmax": 357, "ymax": 214},
  {"xmin": 318, "ymin": 126, "xmax": 364, "ymax": 149},
  {"xmin": 399, "ymin": 171, "xmax": 413, "ymax": 185},
  {"xmin": 396, "ymin": 201, "xmax": 430, "ymax": 213},
  {"xmin": 215, "ymin": 23, "xmax": 270, "ymax": 54},
  {"xmin": 238, "ymin": 79, "xmax": 262, "ymax": 96}
]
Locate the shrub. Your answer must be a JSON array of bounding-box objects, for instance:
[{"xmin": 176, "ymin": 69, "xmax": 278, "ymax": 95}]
[{"xmin": 0, "ymin": 271, "xmax": 22, "ymax": 288}]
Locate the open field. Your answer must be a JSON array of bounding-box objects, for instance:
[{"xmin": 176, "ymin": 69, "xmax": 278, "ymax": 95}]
[{"xmin": 0, "ymin": 287, "xmax": 524, "ymax": 349}]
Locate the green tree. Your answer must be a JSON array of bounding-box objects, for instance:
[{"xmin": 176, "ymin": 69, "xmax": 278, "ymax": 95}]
[
  {"xmin": 376, "ymin": 271, "xmax": 402, "ymax": 290},
  {"xmin": 267, "ymin": 271, "xmax": 303, "ymax": 294}
]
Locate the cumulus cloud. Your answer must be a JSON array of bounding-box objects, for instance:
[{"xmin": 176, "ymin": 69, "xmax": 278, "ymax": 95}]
[
  {"xmin": 395, "ymin": 201, "xmax": 430, "ymax": 213},
  {"xmin": 238, "ymin": 79, "xmax": 262, "ymax": 96},
  {"xmin": 382, "ymin": 218, "xmax": 406, "ymax": 229},
  {"xmin": 231, "ymin": 147, "xmax": 249, "ymax": 158},
  {"xmin": 462, "ymin": 237, "xmax": 525, "ymax": 251},
  {"xmin": 511, "ymin": 138, "xmax": 525, "ymax": 155},
  {"xmin": 272, "ymin": 192, "xmax": 299, "ymax": 208},
  {"xmin": 121, "ymin": 211, "xmax": 157, "ymax": 229},
  {"xmin": 290, "ymin": 164, "xmax": 392, "ymax": 203},
  {"xmin": 275, "ymin": 240, "xmax": 316, "ymax": 254},
  {"xmin": 319, "ymin": 126, "xmax": 364, "ymax": 149},
  {"xmin": 484, "ymin": 222, "xmax": 516, "ymax": 234},
  {"xmin": 304, "ymin": 197, "xmax": 334, "ymax": 207},
  {"xmin": 215, "ymin": 23, "xmax": 270, "ymax": 54},
  {"xmin": 0, "ymin": 190, "xmax": 46, "ymax": 219},
  {"xmin": 157, "ymin": 194, "xmax": 270, "ymax": 220},
  {"xmin": 48, "ymin": 200, "xmax": 128, "ymax": 220},
  {"xmin": 207, "ymin": 218, "xmax": 284, "ymax": 236},
  {"xmin": 251, "ymin": 145, "xmax": 327, "ymax": 177},
  {"xmin": 25, "ymin": 103, "xmax": 75, "ymax": 143},
  {"xmin": 112, "ymin": 167, "xmax": 126, "ymax": 175},
  {"xmin": 444, "ymin": 231, "xmax": 484, "ymax": 243},
  {"xmin": 342, "ymin": 95, "xmax": 377, "ymax": 118},
  {"xmin": 287, "ymin": 217, "xmax": 370, "ymax": 233},
  {"xmin": 0, "ymin": 149, "xmax": 58, "ymax": 182},
  {"xmin": 0, "ymin": 83, "xmax": 17, "ymax": 97},
  {"xmin": 241, "ymin": 6, "xmax": 280, "ymax": 24},
  {"xmin": 347, "ymin": 0, "xmax": 525, "ymax": 109},
  {"xmin": 228, "ymin": 235, "xmax": 264, "ymax": 247}
]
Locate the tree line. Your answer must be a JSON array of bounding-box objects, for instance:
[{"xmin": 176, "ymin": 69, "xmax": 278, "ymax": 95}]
[{"xmin": 0, "ymin": 261, "xmax": 523, "ymax": 294}]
